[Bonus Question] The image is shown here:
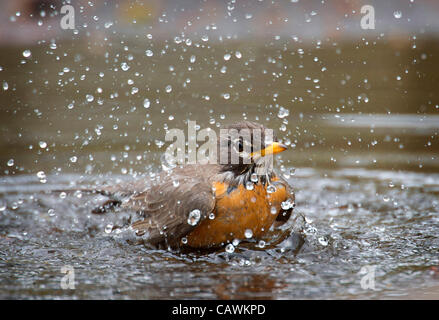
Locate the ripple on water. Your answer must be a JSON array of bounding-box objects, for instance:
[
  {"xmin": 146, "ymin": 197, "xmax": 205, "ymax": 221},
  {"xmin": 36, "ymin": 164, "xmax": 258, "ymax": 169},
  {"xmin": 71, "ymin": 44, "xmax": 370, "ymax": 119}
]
[{"xmin": 0, "ymin": 168, "xmax": 438, "ymax": 299}]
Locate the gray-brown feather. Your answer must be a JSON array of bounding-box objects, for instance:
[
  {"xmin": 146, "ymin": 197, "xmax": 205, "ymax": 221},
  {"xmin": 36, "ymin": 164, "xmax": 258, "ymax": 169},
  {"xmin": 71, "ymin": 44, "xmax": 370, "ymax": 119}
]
[{"xmin": 95, "ymin": 165, "xmax": 218, "ymax": 245}]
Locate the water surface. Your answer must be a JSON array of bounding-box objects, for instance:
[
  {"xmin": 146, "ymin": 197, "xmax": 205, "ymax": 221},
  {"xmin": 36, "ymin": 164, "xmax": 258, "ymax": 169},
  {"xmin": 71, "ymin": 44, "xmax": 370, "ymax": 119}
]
[{"xmin": 1, "ymin": 33, "xmax": 439, "ymax": 299}]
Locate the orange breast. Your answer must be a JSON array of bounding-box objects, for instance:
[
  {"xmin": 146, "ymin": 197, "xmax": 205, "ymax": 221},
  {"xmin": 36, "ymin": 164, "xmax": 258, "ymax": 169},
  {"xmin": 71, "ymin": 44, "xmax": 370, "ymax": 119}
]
[{"xmin": 186, "ymin": 177, "xmax": 288, "ymax": 248}]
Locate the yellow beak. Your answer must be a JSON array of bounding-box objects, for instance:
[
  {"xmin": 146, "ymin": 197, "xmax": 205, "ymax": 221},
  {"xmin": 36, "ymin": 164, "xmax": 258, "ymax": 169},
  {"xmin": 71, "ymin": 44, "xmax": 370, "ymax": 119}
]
[{"xmin": 251, "ymin": 142, "xmax": 288, "ymax": 158}]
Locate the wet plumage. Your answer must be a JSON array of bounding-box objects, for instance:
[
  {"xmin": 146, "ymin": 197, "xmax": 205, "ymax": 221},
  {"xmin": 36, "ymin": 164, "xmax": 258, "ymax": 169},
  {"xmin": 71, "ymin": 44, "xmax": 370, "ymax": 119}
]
[{"xmin": 93, "ymin": 121, "xmax": 296, "ymax": 249}]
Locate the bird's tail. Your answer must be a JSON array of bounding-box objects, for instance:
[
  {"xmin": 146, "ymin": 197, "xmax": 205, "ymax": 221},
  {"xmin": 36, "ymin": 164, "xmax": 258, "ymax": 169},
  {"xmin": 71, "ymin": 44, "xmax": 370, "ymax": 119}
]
[{"xmin": 48, "ymin": 187, "xmax": 121, "ymax": 214}]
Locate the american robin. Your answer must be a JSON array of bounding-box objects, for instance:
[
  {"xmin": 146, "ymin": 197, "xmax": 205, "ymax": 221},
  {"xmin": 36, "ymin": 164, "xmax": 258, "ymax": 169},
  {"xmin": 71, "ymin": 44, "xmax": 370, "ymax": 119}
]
[{"xmin": 93, "ymin": 121, "xmax": 296, "ymax": 249}]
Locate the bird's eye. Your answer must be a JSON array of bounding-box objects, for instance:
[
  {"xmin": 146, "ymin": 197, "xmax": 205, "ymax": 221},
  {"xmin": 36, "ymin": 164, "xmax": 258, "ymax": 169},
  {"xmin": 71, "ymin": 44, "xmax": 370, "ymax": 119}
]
[{"xmin": 231, "ymin": 137, "xmax": 250, "ymax": 155}]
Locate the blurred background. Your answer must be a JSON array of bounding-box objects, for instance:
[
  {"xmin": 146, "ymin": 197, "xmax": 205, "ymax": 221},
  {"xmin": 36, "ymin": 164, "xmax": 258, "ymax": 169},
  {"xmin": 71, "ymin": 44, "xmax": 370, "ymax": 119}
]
[
  {"xmin": 0, "ymin": 0, "xmax": 438, "ymax": 175},
  {"xmin": 1, "ymin": 0, "xmax": 439, "ymax": 300}
]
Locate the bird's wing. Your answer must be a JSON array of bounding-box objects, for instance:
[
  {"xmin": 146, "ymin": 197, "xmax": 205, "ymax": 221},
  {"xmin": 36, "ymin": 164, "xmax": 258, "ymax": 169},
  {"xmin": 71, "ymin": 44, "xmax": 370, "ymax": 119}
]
[
  {"xmin": 90, "ymin": 179, "xmax": 153, "ymax": 214},
  {"xmin": 126, "ymin": 168, "xmax": 217, "ymax": 245}
]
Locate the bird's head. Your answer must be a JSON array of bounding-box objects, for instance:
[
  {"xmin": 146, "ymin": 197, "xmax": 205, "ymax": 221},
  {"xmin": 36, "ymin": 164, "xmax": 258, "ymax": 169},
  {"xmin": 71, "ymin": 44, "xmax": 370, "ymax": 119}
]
[{"xmin": 217, "ymin": 121, "xmax": 287, "ymax": 184}]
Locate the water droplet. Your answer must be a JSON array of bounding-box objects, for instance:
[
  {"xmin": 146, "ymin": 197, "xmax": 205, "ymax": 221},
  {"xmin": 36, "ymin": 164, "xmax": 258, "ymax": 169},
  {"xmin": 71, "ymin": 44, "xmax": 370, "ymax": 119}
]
[
  {"xmin": 245, "ymin": 181, "xmax": 254, "ymax": 190},
  {"xmin": 318, "ymin": 236, "xmax": 329, "ymax": 246},
  {"xmin": 290, "ymin": 168, "xmax": 296, "ymax": 176},
  {"xmin": 165, "ymin": 85, "xmax": 172, "ymax": 93},
  {"xmin": 258, "ymin": 240, "xmax": 266, "ymax": 248},
  {"xmin": 155, "ymin": 140, "xmax": 164, "ymax": 148},
  {"xmin": 225, "ymin": 243, "xmax": 235, "ymax": 253},
  {"xmin": 393, "ymin": 11, "xmax": 402, "ymax": 19},
  {"xmin": 70, "ymin": 156, "xmax": 77, "ymax": 163},
  {"xmin": 270, "ymin": 206, "xmax": 277, "ymax": 214},
  {"xmin": 121, "ymin": 62, "xmax": 129, "ymax": 71},
  {"xmin": 173, "ymin": 180, "xmax": 180, "ymax": 187},
  {"xmin": 2, "ymin": 81, "xmax": 8, "ymax": 91},
  {"xmin": 39, "ymin": 141, "xmax": 47, "ymax": 149},
  {"xmin": 278, "ymin": 106, "xmax": 290, "ymax": 119},
  {"xmin": 145, "ymin": 50, "xmax": 153, "ymax": 57},
  {"xmin": 209, "ymin": 213, "xmax": 215, "ymax": 220},
  {"xmin": 250, "ymin": 173, "xmax": 258, "ymax": 183},
  {"xmin": 36, "ymin": 171, "xmax": 47, "ymax": 183},
  {"xmin": 36, "ymin": 171, "xmax": 45, "ymax": 178},
  {"xmin": 7, "ymin": 159, "xmax": 14, "ymax": 167},
  {"xmin": 181, "ymin": 237, "xmax": 188, "ymax": 244},
  {"xmin": 86, "ymin": 94, "xmax": 94, "ymax": 102},
  {"xmin": 190, "ymin": 55, "xmax": 196, "ymax": 63},
  {"xmin": 187, "ymin": 209, "xmax": 201, "ymax": 226},
  {"xmin": 267, "ymin": 185, "xmax": 276, "ymax": 194},
  {"xmin": 22, "ymin": 49, "xmax": 31, "ymax": 58},
  {"xmin": 143, "ymin": 98, "xmax": 150, "ymax": 109},
  {"xmin": 59, "ymin": 192, "xmax": 66, "ymax": 199},
  {"xmin": 222, "ymin": 93, "xmax": 230, "ymax": 100},
  {"xmin": 235, "ymin": 51, "xmax": 242, "ymax": 59},
  {"xmin": 105, "ymin": 224, "xmax": 113, "ymax": 234},
  {"xmin": 281, "ymin": 199, "xmax": 293, "ymax": 210},
  {"xmin": 223, "ymin": 53, "xmax": 231, "ymax": 61},
  {"xmin": 244, "ymin": 229, "xmax": 253, "ymax": 239},
  {"xmin": 232, "ymin": 239, "xmax": 240, "ymax": 246}
]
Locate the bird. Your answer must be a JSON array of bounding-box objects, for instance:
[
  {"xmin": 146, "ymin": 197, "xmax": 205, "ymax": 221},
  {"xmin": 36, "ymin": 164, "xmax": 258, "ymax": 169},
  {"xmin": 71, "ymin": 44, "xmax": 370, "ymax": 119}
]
[{"xmin": 92, "ymin": 121, "xmax": 296, "ymax": 250}]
